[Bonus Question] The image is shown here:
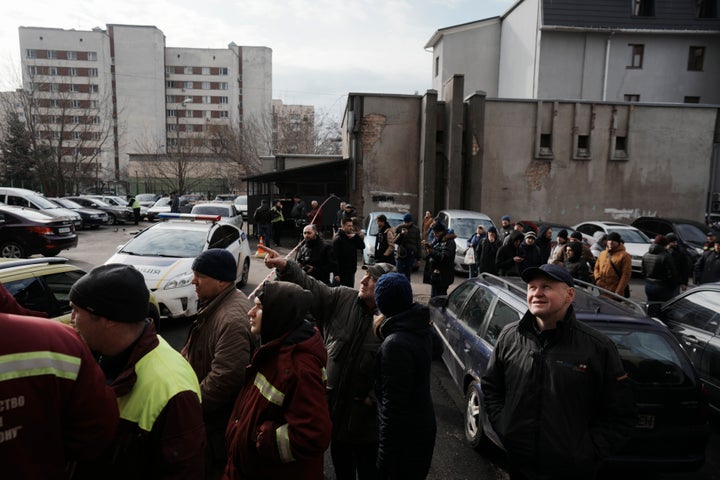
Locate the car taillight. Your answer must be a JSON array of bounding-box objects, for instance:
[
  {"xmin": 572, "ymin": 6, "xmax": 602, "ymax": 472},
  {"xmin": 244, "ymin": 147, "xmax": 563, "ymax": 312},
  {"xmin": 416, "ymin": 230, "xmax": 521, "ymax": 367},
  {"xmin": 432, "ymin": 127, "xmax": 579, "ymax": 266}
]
[{"xmin": 29, "ymin": 226, "xmax": 53, "ymax": 235}]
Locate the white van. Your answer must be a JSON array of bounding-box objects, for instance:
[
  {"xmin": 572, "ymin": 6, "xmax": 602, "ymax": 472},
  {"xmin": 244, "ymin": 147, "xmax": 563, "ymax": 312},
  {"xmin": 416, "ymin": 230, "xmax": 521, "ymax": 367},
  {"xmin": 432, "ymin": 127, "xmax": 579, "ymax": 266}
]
[
  {"xmin": 436, "ymin": 209, "xmax": 496, "ymax": 274},
  {"xmin": 0, "ymin": 187, "xmax": 82, "ymax": 228}
]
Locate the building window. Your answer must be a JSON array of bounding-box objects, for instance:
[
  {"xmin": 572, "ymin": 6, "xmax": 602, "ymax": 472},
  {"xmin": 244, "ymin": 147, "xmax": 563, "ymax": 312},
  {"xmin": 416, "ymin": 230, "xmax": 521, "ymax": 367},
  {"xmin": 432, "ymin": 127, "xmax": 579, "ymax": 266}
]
[
  {"xmin": 202, "ymin": 82, "xmax": 210, "ymax": 89},
  {"xmin": 27, "ymin": 66, "xmax": 37, "ymax": 76},
  {"xmin": 91, "ymin": 84, "xmax": 99, "ymax": 93},
  {"xmin": 220, "ymin": 96, "xmax": 228, "ymax": 104},
  {"xmin": 69, "ymin": 67, "xmax": 77, "ymax": 76},
  {"xmin": 53, "ymin": 131, "xmax": 61, "ymax": 140},
  {"xmin": 72, "ymin": 116, "xmax": 80, "ymax": 124},
  {"xmin": 90, "ymin": 100, "xmax": 98, "ymax": 108},
  {"xmin": 185, "ymin": 109, "xmax": 192, "ymax": 118},
  {"xmin": 613, "ymin": 135, "xmax": 628, "ymax": 160},
  {"xmin": 202, "ymin": 67, "xmax": 210, "ymax": 75},
  {"xmin": 48, "ymin": 67, "xmax": 57, "ymax": 76},
  {"xmin": 88, "ymin": 68, "xmax": 98, "ymax": 77},
  {"xmin": 92, "ymin": 132, "xmax": 101, "ymax": 141},
  {"xmin": 50, "ymin": 99, "xmax": 60, "ymax": 108},
  {"xmin": 73, "ymin": 132, "xmax": 81, "ymax": 140},
  {"xmin": 434, "ymin": 56, "xmax": 439, "ymax": 77},
  {"xmin": 184, "ymin": 81, "xmax": 193, "ymax": 89},
  {"xmin": 202, "ymin": 96, "xmax": 211, "ymax": 104},
  {"xmin": 624, "ymin": 94, "xmax": 640, "ymax": 102},
  {"xmin": 26, "ymin": 49, "xmax": 36, "ymax": 59},
  {"xmin": 92, "ymin": 116, "xmax": 100, "ymax": 124},
  {"xmin": 688, "ymin": 46, "xmax": 705, "ymax": 71},
  {"xmin": 632, "ymin": 0, "xmax": 654, "ymax": 16},
  {"xmin": 628, "ymin": 44, "xmax": 644, "ymax": 68},
  {"xmin": 539, "ymin": 134, "xmax": 553, "ymax": 156},
  {"xmin": 168, "ymin": 123, "xmax": 177, "ymax": 132},
  {"xmin": 220, "ymin": 111, "xmax": 228, "ymax": 118},
  {"xmin": 67, "ymin": 51, "xmax": 77, "ymax": 60},
  {"xmin": 69, "ymin": 84, "xmax": 79, "ymax": 92},
  {"xmin": 166, "ymin": 95, "xmax": 176, "ymax": 103},
  {"xmin": 220, "ymin": 82, "xmax": 228, "ymax": 90},
  {"xmin": 47, "ymin": 50, "xmax": 57, "ymax": 59},
  {"xmin": 71, "ymin": 100, "xmax": 80, "ymax": 108},
  {"xmin": 51, "ymin": 83, "xmax": 60, "ymax": 92},
  {"xmin": 697, "ymin": 0, "xmax": 718, "ymax": 18},
  {"xmin": 684, "ymin": 96, "xmax": 701, "ymax": 103},
  {"xmin": 184, "ymin": 66, "xmax": 193, "ymax": 74},
  {"xmin": 576, "ymin": 135, "xmax": 591, "ymax": 158},
  {"xmin": 88, "ymin": 52, "xmax": 97, "ymax": 61},
  {"xmin": 219, "ymin": 67, "xmax": 228, "ymax": 76},
  {"xmin": 168, "ymin": 109, "xmax": 177, "ymax": 117}
]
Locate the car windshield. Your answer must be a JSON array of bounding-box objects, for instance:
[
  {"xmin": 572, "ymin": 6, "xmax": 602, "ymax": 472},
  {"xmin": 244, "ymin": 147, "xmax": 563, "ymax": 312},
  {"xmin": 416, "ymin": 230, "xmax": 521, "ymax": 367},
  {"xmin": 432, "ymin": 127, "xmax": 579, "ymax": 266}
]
[
  {"xmin": 608, "ymin": 228, "xmax": 650, "ymax": 243},
  {"xmin": 596, "ymin": 325, "xmax": 691, "ymax": 386},
  {"xmin": 675, "ymin": 223, "xmax": 708, "ymax": 244},
  {"xmin": 367, "ymin": 216, "xmax": 404, "ymax": 235},
  {"xmin": 152, "ymin": 198, "xmax": 171, "ymax": 207},
  {"xmin": 55, "ymin": 198, "xmax": 81, "ymax": 209},
  {"xmin": 192, "ymin": 205, "xmax": 231, "ymax": 217},
  {"xmin": 451, "ymin": 218, "xmax": 495, "ymax": 239},
  {"xmin": 89, "ymin": 198, "xmax": 111, "ymax": 207},
  {"xmin": 32, "ymin": 195, "xmax": 60, "ymax": 209},
  {"xmin": 136, "ymin": 194, "xmax": 157, "ymax": 202},
  {"xmin": 120, "ymin": 227, "xmax": 208, "ymax": 257}
]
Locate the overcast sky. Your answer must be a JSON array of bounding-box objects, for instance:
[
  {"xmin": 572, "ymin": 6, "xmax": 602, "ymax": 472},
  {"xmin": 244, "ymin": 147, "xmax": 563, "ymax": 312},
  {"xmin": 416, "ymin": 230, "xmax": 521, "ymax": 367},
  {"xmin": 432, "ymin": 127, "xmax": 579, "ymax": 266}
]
[{"xmin": 1, "ymin": 0, "xmax": 512, "ymax": 119}]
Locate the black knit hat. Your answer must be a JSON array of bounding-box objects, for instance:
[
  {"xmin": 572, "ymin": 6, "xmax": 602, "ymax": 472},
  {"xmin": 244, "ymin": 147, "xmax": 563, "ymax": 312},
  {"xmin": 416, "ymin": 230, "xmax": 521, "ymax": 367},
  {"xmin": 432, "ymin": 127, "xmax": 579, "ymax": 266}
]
[
  {"xmin": 375, "ymin": 272, "xmax": 413, "ymax": 317},
  {"xmin": 69, "ymin": 264, "xmax": 150, "ymax": 323},
  {"xmin": 191, "ymin": 248, "xmax": 237, "ymax": 282}
]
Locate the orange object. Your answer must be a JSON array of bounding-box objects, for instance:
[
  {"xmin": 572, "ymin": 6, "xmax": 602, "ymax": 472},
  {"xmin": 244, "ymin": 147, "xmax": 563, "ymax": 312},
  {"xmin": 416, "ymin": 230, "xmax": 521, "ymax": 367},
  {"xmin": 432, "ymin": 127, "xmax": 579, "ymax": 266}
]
[{"xmin": 255, "ymin": 235, "xmax": 267, "ymax": 258}]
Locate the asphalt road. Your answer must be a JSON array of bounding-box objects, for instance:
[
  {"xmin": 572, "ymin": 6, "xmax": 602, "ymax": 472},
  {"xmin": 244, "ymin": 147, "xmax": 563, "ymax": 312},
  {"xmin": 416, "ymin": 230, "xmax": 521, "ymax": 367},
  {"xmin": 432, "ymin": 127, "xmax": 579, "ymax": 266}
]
[{"xmin": 55, "ymin": 224, "xmax": 719, "ymax": 479}]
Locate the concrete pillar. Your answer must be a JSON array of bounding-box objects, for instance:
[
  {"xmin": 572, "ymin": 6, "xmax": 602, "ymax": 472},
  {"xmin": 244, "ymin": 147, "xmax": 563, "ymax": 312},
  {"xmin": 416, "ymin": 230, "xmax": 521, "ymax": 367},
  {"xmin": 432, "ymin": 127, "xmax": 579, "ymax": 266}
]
[
  {"xmin": 419, "ymin": 90, "xmax": 438, "ymax": 216},
  {"xmin": 464, "ymin": 91, "xmax": 487, "ymax": 210}
]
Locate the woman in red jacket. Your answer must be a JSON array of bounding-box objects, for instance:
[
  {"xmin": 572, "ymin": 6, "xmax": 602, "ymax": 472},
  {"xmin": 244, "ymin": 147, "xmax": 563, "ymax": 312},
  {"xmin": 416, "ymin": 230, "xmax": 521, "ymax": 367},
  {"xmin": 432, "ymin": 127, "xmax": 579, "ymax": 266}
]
[{"xmin": 224, "ymin": 281, "xmax": 332, "ymax": 480}]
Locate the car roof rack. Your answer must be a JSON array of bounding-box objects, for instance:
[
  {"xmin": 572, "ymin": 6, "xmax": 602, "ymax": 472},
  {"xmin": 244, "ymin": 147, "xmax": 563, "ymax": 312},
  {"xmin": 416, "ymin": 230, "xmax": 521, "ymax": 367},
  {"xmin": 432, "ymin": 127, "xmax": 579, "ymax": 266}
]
[
  {"xmin": 572, "ymin": 279, "xmax": 646, "ymax": 315},
  {"xmin": 479, "ymin": 272, "xmax": 526, "ymax": 296},
  {"xmin": 0, "ymin": 257, "xmax": 69, "ymax": 270}
]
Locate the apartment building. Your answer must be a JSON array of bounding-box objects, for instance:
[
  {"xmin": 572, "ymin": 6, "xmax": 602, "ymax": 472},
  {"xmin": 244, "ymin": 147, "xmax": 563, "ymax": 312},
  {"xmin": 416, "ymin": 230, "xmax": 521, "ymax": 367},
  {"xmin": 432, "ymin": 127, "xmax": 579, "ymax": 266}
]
[
  {"xmin": 426, "ymin": 0, "xmax": 720, "ymax": 104},
  {"xmin": 271, "ymin": 99, "xmax": 315, "ymax": 154},
  {"xmin": 17, "ymin": 24, "xmax": 271, "ymax": 193}
]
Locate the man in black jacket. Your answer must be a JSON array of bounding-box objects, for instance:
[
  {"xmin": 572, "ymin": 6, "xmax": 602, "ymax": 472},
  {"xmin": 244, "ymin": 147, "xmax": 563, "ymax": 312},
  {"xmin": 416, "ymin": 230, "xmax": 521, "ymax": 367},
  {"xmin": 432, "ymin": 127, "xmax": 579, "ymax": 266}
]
[
  {"xmin": 296, "ymin": 224, "xmax": 336, "ymax": 285},
  {"xmin": 333, "ymin": 217, "xmax": 366, "ymax": 287},
  {"xmin": 482, "ymin": 264, "xmax": 635, "ymax": 480}
]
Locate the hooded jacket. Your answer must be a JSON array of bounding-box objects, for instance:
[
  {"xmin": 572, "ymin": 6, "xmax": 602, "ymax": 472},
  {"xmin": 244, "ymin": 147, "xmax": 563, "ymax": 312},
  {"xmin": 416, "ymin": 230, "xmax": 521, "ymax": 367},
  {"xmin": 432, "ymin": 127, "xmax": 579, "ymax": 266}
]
[
  {"xmin": 565, "ymin": 241, "xmax": 592, "ymax": 282},
  {"xmin": 374, "ymin": 304, "xmax": 442, "ymax": 479},
  {"xmin": 426, "ymin": 231, "xmax": 456, "ymax": 286},
  {"xmin": 641, "ymin": 243, "xmax": 679, "ymax": 287},
  {"xmin": 224, "ymin": 282, "xmax": 331, "ymax": 480},
  {"xmin": 482, "ymin": 307, "xmax": 636, "ymax": 479}
]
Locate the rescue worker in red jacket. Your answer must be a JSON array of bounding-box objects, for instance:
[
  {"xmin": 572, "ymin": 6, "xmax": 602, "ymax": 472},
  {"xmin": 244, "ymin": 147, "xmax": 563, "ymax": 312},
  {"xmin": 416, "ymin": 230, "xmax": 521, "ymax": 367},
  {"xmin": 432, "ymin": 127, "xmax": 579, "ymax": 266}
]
[
  {"xmin": 0, "ymin": 313, "xmax": 119, "ymax": 478},
  {"xmin": 69, "ymin": 264, "xmax": 206, "ymax": 479},
  {"xmin": 224, "ymin": 281, "xmax": 332, "ymax": 480}
]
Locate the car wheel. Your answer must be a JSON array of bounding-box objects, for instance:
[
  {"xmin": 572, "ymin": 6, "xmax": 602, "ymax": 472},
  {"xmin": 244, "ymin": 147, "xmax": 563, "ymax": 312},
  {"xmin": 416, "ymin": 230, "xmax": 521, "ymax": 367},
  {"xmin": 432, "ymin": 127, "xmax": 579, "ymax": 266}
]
[
  {"xmin": 106, "ymin": 215, "xmax": 116, "ymax": 225},
  {"xmin": 465, "ymin": 381, "xmax": 488, "ymax": 450},
  {"xmin": 237, "ymin": 257, "xmax": 250, "ymax": 288},
  {"xmin": 0, "ymin": 242, "xmax": 26, "ymax": 258}
]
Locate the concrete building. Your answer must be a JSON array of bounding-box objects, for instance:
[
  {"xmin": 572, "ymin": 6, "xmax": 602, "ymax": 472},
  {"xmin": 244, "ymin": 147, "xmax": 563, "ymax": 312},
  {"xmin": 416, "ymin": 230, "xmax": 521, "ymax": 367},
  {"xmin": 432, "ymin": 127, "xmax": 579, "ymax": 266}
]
[
  {"xmin": 271, "ymin": 100, "xmax": 315, "ymax": 154},
  {"xmin": 340, "ymin": 77, "xmax": 720, "ymax": 227},
  {"xmin": 426, "ymin": 0, "xmax": 720, "ymax": 104},
  {"xmin": 17, "ymin": 24, "xmax": 271, "ymax": 194}
]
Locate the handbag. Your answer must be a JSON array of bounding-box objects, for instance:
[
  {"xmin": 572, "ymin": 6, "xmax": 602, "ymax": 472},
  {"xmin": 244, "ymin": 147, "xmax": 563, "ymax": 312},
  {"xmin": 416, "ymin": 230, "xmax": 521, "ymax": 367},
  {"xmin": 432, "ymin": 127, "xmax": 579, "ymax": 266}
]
[
  {"xmin": 464, "ymin": 247, "xmax": 476, "ymax": 265},
  {"xmin": 608, "ymin": 258, "xmax": 630, "ymax": 298}
]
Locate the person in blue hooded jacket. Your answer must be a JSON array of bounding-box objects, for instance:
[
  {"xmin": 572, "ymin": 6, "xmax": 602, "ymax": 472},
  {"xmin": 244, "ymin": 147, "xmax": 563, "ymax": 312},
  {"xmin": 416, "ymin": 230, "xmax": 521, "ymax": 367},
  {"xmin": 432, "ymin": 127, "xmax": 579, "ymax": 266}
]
[{"xmin": 372, "ymin": 273, "xmax": 443, "ymax": 480}]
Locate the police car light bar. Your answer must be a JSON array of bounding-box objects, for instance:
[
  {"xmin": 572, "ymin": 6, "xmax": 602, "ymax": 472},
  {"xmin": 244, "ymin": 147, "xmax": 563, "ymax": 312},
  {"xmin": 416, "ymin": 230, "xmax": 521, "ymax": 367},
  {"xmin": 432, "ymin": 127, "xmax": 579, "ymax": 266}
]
[{"xmin": 157, "ymin": 213, "xmax": 221, "ymax": 222}]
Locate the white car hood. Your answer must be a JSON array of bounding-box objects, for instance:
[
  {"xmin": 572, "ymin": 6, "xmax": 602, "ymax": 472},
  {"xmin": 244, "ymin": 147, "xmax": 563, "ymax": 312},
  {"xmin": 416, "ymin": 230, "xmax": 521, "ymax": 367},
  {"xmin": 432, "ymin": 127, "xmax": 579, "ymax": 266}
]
[{"xmin": 105, "ymin": 253, "xmax": 192, "ymax": 289}]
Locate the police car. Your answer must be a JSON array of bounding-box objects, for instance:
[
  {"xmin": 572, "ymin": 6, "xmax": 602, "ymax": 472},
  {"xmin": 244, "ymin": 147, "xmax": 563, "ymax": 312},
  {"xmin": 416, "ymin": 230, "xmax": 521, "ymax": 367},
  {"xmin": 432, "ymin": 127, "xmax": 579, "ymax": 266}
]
[{"xmin": 105, "ymin": 213, "xmax": 251, "ymax": 319}]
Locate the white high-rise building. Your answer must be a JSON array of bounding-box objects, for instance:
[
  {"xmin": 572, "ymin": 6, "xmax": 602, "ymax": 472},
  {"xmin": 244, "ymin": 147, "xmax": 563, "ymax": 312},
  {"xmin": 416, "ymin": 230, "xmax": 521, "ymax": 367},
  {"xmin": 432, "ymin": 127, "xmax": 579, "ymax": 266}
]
[{"xmin": 18, "ymin": 24, "xmax": 271, "ymax": 191}]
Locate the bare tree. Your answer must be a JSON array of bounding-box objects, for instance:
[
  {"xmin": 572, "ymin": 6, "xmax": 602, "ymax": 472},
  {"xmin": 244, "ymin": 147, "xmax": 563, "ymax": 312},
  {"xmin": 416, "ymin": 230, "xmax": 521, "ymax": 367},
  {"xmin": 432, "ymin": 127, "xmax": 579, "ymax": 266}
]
[{"xmin": 314, "ymin": 110, "xmax": 342, "ymax": 155}]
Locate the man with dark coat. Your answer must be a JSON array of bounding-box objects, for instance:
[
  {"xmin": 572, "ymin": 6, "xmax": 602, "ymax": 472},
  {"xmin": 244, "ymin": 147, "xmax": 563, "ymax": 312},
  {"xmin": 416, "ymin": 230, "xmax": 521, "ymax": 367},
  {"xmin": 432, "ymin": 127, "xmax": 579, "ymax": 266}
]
[
  {"xmin": 333, "ymin": 217, "xmax": 366, "ymax": 287},
  {"xmin": 518, "ymin": 231, "xmax": 542, "ymax": 273},
  {"xmin": 296, "ymin": 224, "xmax": 336, "ymax": 285},
  {"xmin": 253, "ymin": 199, "xmax": 273, "ymax": 242},
  {"xmin": 262, "ymin": 247, "xmax": 397, "ymax": 480},
  {"xmin": 478, "ymin": 226, "xmax": 500, "ymax": 275},
  {"xmin": 482, "ymin": 264, "xmax": 635, "ymax": 480},
  {"xmin": 496, "ymin": 230, "xmax": 524, "ymax": 277},
  {"xmin": 372, "ymin": 273, "xmax": 442, "ymax": 480},
  {"xmin": 394, "ymin": 213, "xmax": 421, "ymax": 280},
  {"xmin": 665, "ymin": 233, "xmax": 690, "ymax": 294},
  {"xmin": 421, "ymin": 222, "xmax": 456, "ymax": 297},
  {"xmin": 694, "ymin": 240, "xmax": 720, "ymax": 284},
  {"xmin": 641, "ymin": 235, "xmax": 680, "ymax": 302},
  {"xmin": 181, "ymin": 249, "xmax": 256, "ymax": 478},
  {"xmin": 374, "ymin": 214, "xmax": 396, "ymax": 265}
]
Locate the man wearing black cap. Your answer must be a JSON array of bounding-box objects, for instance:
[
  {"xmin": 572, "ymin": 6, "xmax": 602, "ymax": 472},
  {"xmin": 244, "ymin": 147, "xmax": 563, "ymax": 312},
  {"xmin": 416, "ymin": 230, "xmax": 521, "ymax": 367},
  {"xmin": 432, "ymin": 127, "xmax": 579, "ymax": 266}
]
[
  {"xmin": 394, "ymin": 213, "xmax": 421, "ymax": 281},
  {"xmin": 69, "ymin": 264, "xmax": 205, "ymax": 478},
  {"xmin": 262, "ymin": 246, "xmax": 396, "ymax": 480},
  {"xmin": 421, "ymin": 221, "xmax": 456, "ymax": 297},
  {"xmin": 181, "ymin": 249, "xmax": 255, "ymax": 478},
  {"xmin": 482, "ymin": 264, "xmax": 635, "ymax": 480},
  {"xmin": 594, "ymin": 232, "xmax": 632, "ymax": 297}
]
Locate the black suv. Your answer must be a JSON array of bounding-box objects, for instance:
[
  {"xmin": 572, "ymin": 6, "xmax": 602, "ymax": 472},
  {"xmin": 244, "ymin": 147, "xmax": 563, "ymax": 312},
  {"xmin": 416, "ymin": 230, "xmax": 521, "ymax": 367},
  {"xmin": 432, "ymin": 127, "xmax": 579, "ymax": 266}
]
[
  {"xmin": 429, "ymin": 273, "xmax": 710, "ymax": 472},
  {"xmin": 631, "ymin": 217, "xmax": 716, "ymax": 267}
]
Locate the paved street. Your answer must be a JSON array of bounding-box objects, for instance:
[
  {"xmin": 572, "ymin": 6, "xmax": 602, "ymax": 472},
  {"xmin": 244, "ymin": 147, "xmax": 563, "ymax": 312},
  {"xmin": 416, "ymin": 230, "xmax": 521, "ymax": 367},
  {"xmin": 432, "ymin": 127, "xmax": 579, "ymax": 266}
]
[{"xmin": 52, "ymin": 224, "xmax": 719, "ymax": 479}]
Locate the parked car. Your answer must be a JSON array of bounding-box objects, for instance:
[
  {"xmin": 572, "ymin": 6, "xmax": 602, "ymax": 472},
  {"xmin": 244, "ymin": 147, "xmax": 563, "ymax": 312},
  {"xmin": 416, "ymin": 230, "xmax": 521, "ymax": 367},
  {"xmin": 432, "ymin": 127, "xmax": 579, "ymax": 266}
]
[
  {"xmin": 0, "ymin": 257, "xmax": 160, "ymax": 325},
  {"xmin": 648, "ymin": 283, "xmax": 720, "ymax": 414},
  {"xmin": 105, "ymin": 213, "xmax": 251, "ymax": 319},
  {"xmin": 147, "ymin": 197, "xmax": 171, "ymax": 221},
  {"xmin": 84, "ymin": 194, "xmax": 149, "ymax": 221},
  {"xmin": 135, "ymin": 193, "xmax": 161, "ymax": 208},
  {"xmin": 361, "ymin": 211, "xmax": 406, "ymax": 265},
  {"xmin": 573, "ymin": 221, "xmax": 652, "ymax": 272},
  {"xmin": 0, "ymin": 205, "xmax": 78, "ymax": 258},
  {"xmin": 0, "ymin": 186, "xmax": 82, "ymax": 229},
  {"xmin": 430, "ymin": 273, "xmax": 710, "ymax": 472},
  {"xmin": 632, "ymin": 216, "xmax": 715, "ymax": 267},
  {"xmin": 190, "ymin": 202, "xmax": 244, "ymax": 228},
  {"xmin": 66, "ymin": 196, "xmax": 135, "ymax": 225},
  {"xmin": 435, "ymin": 209, "xmax": 496, "ymax": 274},
  {"xmin": 214, "ymin": 193, "xmax": 237, "ymax": 202},
  {"xmin": 179, "ymin": 193, "xmax": 207, "ymax": 213},
  {"xmin": 47, "ymin": 197, "xmax": 108, "ymax": 229},
  {"xmin": 234, "ymin": 195, "xmax": 248, "ymax": 220}
]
